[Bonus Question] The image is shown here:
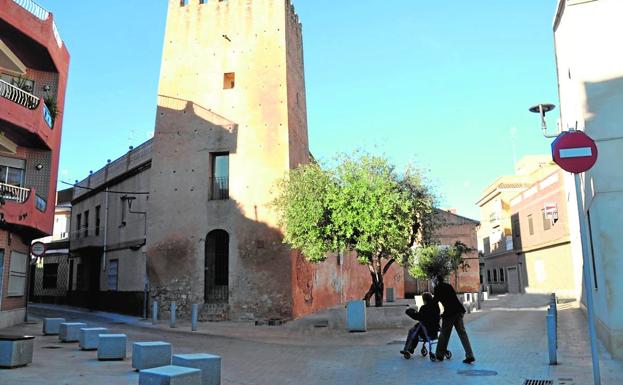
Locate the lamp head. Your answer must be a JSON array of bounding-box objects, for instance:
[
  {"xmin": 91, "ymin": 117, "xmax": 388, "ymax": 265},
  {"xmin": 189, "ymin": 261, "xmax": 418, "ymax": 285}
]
[{"xmin": 529, "ymin": 104, "xmax": 556, "ymax": 114}]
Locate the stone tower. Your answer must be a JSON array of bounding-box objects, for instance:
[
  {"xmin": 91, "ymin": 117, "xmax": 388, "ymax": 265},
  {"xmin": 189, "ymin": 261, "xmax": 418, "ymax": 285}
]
[{"xmin": 146, "ymin": 0, "xmax": 309, "ymax": 320}]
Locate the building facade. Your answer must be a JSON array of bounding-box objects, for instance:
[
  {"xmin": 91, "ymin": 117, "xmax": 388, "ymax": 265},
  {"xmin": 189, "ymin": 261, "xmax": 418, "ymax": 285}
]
[
  {"xmin": 553, "ymin": 0, "xmax": 623, "ymax": 359},
  {"xmin": 0, "ymin": 0, "xmax": 69, "ymax": 328},
  {"xmin": 477, "ymin": 156, "xmax": 580, "ymax": 298}
]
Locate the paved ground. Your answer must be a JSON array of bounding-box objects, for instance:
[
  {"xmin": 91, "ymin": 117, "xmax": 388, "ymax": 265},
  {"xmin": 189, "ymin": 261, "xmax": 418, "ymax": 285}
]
[{"xmin": 0, "ymin": 294, "xmax": 621, "ymax": 385}]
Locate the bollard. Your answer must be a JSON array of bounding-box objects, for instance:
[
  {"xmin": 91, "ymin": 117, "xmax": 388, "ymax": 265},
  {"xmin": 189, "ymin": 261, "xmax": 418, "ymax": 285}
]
[
  {"xmin": 152, "ymin": 301, "xmax": 158, "ymax": 324},
  {"xmin": 170, "ymin": 302, "xmax": 177, "ymax": 328},
  {"xmin": 191, "ymin": 304, "xmax": 198, "ymax": 332},
  {"xmin": 547, "ymin": 312, "xmax": 557, "ymax": 365}
]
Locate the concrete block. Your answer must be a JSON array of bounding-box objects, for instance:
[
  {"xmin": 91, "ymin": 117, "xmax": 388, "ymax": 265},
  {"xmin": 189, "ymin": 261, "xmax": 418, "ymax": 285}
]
[
  {"xmin": 172, "ymin": 353, "xmax": 221, "ymax": 385},
  {"xmin": 59, "ymin": 323, "xmax": 87, "ymax": 342},
  {"xmin": 346, "ymin": 300, "xmax": 366, "ymax": 332},
  {"xmin": 385, "ymin": 288, "xmax": 395, "ymax": 302},
  {"xmin": 0, "ymin": 335, "xmax": 35, "ymax": 368},
  {"xmin": 42, "ymin": 318, "xmax": 65, "ymax": 335},
  {"xmin": 139, "ymin": 365, "xmax": 201, "ymax": 385},
  {"xmin": 463, "ymin": 302, "xmax": 471, "ymax": 314},
  {"xmin": 79, "ymin": 327, "xmax": 109, "ymax": 350},
  {"xmin": 483, "ymin": 292, "xmax": 489, "ymax": 301},
  {"xmin": 97, "ymin": 334, "xmax": 127, "ymax": 361},
  {"xmin": 132, "ymin": 341, "xmax": 172, "ymax": 370}
]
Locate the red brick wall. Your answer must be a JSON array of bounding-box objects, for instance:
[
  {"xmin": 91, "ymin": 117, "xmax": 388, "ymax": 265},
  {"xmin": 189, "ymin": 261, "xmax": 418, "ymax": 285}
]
[
  {"xmin": 0, "ymin": 229, "xmax": 29, "ymax": 311},
  {"xmin": 291, "ymin": 250, "xmax": 405, "ymax": 319}
]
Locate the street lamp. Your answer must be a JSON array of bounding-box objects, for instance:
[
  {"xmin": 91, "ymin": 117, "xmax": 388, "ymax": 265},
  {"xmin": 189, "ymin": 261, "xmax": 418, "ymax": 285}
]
[{"xmin": 529, "ymin": 103, "xmax": 602, "ymax": 385}]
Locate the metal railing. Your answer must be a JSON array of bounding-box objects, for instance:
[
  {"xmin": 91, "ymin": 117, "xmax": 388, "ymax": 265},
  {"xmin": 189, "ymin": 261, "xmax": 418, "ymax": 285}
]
[
  {"xmin": 12, "ymin": 0, "xmax": 63, "ymax": 47},
  {"xmin": 209, "ymin": 177, "xmax": 229, "ymax": 200},
  {"xmin": 0, "ymin": 79, "xmax": 40, "ymax": 110},
  {"xmin": 0, "ymin": 182, "xmax": 30, "ymax": 203}
]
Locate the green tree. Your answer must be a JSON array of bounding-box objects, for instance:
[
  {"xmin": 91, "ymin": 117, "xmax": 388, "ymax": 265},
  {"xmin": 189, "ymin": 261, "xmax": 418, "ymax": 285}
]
[
  {"xmin": 408, "ymin": 241, "xmax": 472, "ymax": 280},
  {"xmin": 273, "ymin": 153, "xmax": 436, "ymax": 307}
]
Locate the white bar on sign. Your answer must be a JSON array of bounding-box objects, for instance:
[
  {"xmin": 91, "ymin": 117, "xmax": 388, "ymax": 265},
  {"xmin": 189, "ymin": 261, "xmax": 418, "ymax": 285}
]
[{"xmin": 560, "ymin": 147, "xmax": 592, "ymax": 158}]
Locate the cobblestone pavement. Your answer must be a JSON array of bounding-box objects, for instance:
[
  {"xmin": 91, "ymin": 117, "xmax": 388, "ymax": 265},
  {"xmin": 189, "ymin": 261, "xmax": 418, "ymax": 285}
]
[{"xmin": 0, "ymin": 294, "xmax": 621, "ymax": 385}]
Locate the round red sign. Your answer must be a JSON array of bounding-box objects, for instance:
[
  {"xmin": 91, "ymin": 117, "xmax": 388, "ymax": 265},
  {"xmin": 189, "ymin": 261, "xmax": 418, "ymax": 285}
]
[
  {"xmin": 30, "ymin": 242, "xmax": 47, "ymax": 257},
  {"xmin": 551, "ymin": 131, "xmax": 598, "ymax": 174}
]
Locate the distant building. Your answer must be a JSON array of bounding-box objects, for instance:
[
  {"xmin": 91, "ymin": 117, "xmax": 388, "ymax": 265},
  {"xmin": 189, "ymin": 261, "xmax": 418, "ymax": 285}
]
[
  {"xmin": 404, "ymin": 209, "xmax": 480, "ymax": 296},
  {"xmin": 553, "ymin": 0, "xmax": 623, "ymax": 359},
  {"xmin": 0, "ymin": 0, "xmax": 69, "ymax": 328},
  {"xmin": 31, "ymin": 188, "xmax": 72, "ymax": 304},
  {"xmin": 476, "ymin": 156, "xmax": 580, "ymax": 298}
]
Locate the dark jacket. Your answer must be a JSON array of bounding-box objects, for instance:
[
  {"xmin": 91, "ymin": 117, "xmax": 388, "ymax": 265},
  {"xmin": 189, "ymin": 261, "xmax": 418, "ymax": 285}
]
[
  {"xmin": 434, "ymin": 282, "xmax": 466, "ymax": 318},
  {"xmin": 405, "ymin": 302, "xmax": 440, "ymax": 337}
]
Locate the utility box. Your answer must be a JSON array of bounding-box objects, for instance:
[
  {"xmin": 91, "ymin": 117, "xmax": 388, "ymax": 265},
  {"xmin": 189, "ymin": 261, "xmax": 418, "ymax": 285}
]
[
  {"xmin": 346, "ymin": 300, "xmax": 366, "ymax": 332},
  {"xmin": 386, "ymin": 288, "xmax": 395, "ymax": 303}
]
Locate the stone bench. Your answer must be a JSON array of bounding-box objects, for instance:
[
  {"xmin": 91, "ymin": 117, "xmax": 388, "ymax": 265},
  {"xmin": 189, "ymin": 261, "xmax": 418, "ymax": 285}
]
[
  {"xmin": 59, "ymin": 322, "xmax": 87, "ymax": 343},
  {"xmin": 132, "ymin": 341, "xmax": 172, "ymax": 370},
  {"xmin": 42, "ymin": 318, "xmax": 65, "ymax": 335},
  {"xmin": 0, "ymin": 335, "xmax": 35, "ymax": 368},
  {"xmin": 172, "ymin": 353, "xmax": 221, "ymax": 385},
  {"xmin": 79, "ymin": 327, "xmax": 109, "ymax": 350},
  {"xmin": 97, "ymin": 334, "xmax": 127, "ymax": 361},
  {"xmin": 139, "ymin": 365, "xmax": 201, "ymax": 385}
]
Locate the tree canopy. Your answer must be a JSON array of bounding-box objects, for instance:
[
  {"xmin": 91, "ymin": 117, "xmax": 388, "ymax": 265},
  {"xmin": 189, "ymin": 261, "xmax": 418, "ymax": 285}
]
[{"xmin": 273, "ymin": 153, "xmax": 437, "ymax": 306}]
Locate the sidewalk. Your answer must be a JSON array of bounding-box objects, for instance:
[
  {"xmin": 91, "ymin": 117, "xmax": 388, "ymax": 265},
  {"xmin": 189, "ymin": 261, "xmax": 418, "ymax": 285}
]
[{"xmin": 0, "ymin": 294, "xmax": 621, "ymax": 385}]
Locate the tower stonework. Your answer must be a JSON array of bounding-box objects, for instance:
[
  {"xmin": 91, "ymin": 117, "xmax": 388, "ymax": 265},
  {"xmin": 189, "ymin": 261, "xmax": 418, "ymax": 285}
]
[{"xmin": 146, "ymin": 0, "xmax": 309, "ymax": 320}]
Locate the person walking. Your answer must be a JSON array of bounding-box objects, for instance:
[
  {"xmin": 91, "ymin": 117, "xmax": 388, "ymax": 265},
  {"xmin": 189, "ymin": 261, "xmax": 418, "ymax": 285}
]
[{"xmin": 432, "ymin": 274, "xmax": 476, "ymax": 364}]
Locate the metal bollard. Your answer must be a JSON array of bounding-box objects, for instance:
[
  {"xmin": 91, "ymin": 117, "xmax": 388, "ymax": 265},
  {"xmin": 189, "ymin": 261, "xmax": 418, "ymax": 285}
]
[
  {"xmin": 191, "ymin": 304, "xmax": 198, "ymax": 332},
  {"xmin": 170, "ymin": 302, "xmax": 177, "ymax": 328},
  {"xmin": 547, "ymin": 311, "xmax": 557, "ymax": 365},
  {"xmin": 152, "ymin": 301, "xmax": 158, "ymax": 324}
]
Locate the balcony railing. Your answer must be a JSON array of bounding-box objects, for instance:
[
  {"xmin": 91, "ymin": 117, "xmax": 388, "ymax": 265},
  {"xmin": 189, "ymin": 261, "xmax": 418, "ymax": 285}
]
[
  {"xmin": 0, "ymin": 79, "xmax": 40, "ymax": 110},
  {"xmin": 43, "ymin": 103, "xmax": 53, "ymax": 127},
  {"xmin": 12, "ymin": 0, "xmax": 63, "ymax": 47},
  {"xmin": 0, "ymin": 182, "xmax": 30, "ymax": 204},
  {"xmin": 209, "ymin": 177, "xmax": 229, "ymax": 200}
]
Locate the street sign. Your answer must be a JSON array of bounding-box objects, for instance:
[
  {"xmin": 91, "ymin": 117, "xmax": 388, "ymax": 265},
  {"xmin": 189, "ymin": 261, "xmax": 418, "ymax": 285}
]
[
  {"xmin": 551, "ymin": 131, "xmax": 598, "ymax": 173},
  {"xmin": 30, "ymin": 241, "xmax": 47, "ymax": 257}
]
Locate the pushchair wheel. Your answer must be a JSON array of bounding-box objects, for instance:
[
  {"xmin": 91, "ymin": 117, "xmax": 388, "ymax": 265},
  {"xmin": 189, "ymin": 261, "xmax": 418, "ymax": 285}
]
[
  {"xmin": 401, "ymin": 350, "xmax": 411, "ymax": 360},
  {"xmin": 421, "ymin": 346, "xmax": 428, "ymax": 357},
  {"xmin": 445, "ymin": 351, "xmax": 452, "ymax": 359},
  {"xmin": 429, "ymin": 352, "xmax": 437, "ymax": 362}
]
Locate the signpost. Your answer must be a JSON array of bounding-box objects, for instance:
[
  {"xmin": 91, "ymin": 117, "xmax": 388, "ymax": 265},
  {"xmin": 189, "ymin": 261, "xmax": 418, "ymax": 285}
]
[
  {"xmin": 551, "ymin": 129, "xmax": 601, "ymax": 385},
  {"xmin": 30, "ymin": 241, "xmax": 46, "ymax": 257}
]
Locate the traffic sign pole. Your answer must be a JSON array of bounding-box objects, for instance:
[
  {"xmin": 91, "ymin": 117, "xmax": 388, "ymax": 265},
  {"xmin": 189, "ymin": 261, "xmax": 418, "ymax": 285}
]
[{"xmin": 573, "ymin": 172, "xmax": 601, "ymax": 385}]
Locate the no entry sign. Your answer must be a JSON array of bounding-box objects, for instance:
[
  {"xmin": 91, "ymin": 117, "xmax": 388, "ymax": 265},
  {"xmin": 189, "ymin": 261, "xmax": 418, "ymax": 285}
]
[{"xmin": 551, "ymin": 131, "xmax": 598, "ymax": 174}]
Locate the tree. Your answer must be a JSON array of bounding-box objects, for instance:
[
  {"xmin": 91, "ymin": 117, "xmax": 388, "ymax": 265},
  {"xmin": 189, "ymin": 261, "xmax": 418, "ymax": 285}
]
[
  {"xmin": 273, "ymin": 153, "xmax": 436, "ymax": 307},
  {"xmin": 408, "ymin": 241, "xmax": 472, "ymax": 280}
]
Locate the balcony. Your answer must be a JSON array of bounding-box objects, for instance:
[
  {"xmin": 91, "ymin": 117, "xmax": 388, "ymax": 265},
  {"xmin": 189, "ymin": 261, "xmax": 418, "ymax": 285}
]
[
  {"xmin": 0, "ymin": 79, "xmax": 39, "ymax": 109},
  {"xmin": 0, "ymin": 181, "xmax": 30, "ymax": 203},
  {"xmin": 11, "ymin": 0, "xmax": 62, "ymax": 48}
]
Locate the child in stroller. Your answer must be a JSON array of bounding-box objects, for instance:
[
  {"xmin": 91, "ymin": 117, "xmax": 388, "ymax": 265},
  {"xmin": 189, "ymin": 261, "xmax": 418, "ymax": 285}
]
[{"xmin": 400, "ymin": 292, "xmax": 452, "ymax": 361}]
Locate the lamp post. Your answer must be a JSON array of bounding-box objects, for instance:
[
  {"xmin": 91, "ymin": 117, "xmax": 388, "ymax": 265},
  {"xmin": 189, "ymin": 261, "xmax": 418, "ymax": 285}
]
[{"xmin": 529, "ymin": 103, "xmax": 601, "ymax": 385}]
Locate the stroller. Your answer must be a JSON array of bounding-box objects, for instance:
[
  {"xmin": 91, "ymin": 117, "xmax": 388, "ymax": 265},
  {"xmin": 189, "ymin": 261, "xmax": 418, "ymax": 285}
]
[{"xmin": 402, "ymin": 322, "xmax": 452, "ymax": 361}]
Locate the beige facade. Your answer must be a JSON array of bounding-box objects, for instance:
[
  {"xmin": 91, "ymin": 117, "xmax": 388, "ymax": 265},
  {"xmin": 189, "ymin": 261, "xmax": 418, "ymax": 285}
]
[
  {"xmin": 477, "ymin": 156, "xmax": 578, "ymax": 298},
  {"xmin": 553, "ymin": 0, "xmax": 623, "ymax": 359}
]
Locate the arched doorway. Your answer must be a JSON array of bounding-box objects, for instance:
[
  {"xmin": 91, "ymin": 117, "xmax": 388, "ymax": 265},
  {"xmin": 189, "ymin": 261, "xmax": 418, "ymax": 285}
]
[{"xmin": 205, "ymin": 230, "xmax": 229, "ymax": 303}]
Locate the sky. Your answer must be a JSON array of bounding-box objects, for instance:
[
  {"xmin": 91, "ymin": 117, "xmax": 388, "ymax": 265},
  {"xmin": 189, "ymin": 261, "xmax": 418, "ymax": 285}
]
[{"xmin": 38, "ymin": 0, "xmax": 561, "ymax": 219}]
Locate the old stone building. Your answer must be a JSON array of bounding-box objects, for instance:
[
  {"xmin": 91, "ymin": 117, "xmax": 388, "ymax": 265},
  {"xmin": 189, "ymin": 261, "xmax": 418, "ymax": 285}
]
[{"xmin": 67, "ymin": 0, "xmax": 405, "ymax": 321}]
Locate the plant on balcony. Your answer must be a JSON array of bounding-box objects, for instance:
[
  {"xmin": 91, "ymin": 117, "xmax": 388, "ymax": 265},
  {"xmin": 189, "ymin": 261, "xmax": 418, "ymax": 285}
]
[
  {"xmin": 273, "ymin": 152, "xmax": 437, "ymax": 307},
  {"xmin": 408, "ymin": 241, "xmax": 473, "ymax": 280},
  {"xmin": 44, "ymin": 94, "xmax": 58, "ymax": 120}
]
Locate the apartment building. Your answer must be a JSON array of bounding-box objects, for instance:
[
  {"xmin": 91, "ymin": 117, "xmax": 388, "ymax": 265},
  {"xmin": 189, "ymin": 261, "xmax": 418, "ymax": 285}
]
[{"xmin": 0, "ymin": 0, "xmax": 69, "ymax": 328}]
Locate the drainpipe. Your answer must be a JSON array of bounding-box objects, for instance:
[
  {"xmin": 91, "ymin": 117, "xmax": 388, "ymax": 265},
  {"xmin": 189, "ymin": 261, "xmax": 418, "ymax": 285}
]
[{"xmin": 102, "ymin": 187, "xmax": 109, "ymax": 272}]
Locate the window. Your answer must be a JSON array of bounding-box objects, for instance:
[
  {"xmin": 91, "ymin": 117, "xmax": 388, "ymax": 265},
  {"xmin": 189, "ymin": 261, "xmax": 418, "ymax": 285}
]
[
  {"xmin": 528, "ymin": 214, "xmax": 534, "ymax": 235},
  {"xmin": 107, "ymin": 259, "xmax": 119, "ymax": 291},
  {"xmin": 483, "ymin": 237, "xmax": 490, "ymax": 255},
  {"xmin": 542, "ymin": 210, "xmax": 552, "ymax": 231},
  {"xmin": 180, "ymin": 0, "xmax": 188, "ymax": 6},
  {"xmin": 0, "ymin": 156, "xmax": 26, "ymax": 189},
  {"xmin": 95, "ymin": 205, "xmax": 101, "ymax": 236},
  {"xmin": 76, "ymin": 214, "xmax": 82, "ymax": 238},
  {"xmin": 7, "ymin": 251, "xmax": 27, "ymax": 296},
  {"xmin": 210, "ymin": 153, "xmax": 229, "ymax": 200},
  {"xmin": 223, "ymin": 73, "xmax": 235, "ymax": 89},
  {"xmin": 487, "ymin": 270, "xmax": 491, "ymax": 283},
  {"xmin": 83, "ymin": 210, "xmax": 89, "ymax": 237},
  {"xmin": 493, "ymin": 269, "xmax": 498, "ymax": 282},
  {"xmin": 43, "ymin": 263, "xmax": 59, "ymax": 289},
  {"xmin": 499, "ymin": 268, "xmax": 505, "ymax": 282}
]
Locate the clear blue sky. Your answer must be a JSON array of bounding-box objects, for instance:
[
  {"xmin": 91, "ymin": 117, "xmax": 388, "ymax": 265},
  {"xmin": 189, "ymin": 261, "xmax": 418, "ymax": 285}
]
[{"xmin": 39, "ymin": 0, "xmax": 560, "ymax": 219}]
